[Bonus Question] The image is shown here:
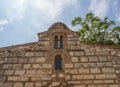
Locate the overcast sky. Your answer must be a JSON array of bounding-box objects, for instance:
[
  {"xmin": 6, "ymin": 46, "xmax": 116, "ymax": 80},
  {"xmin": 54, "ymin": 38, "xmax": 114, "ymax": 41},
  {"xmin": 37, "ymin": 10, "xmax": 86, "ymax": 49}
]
[{"xmin": 0, "ymin": 0, "xmax": 120, "ymax": 47}]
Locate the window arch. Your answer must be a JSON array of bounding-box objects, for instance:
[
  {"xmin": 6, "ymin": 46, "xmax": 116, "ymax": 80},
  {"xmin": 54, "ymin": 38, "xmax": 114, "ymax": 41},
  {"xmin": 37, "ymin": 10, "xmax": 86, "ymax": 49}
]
[
  {"xmin": 54, "ymin": 35, "xmax": 58, "ymax": 48},
  {"xmin": 60, "ymin": 35, "xmax": 63, "ymax": 48},
  {"xmin": 55, "ymin": 55, "xmax": 62, "ymax": 70}
]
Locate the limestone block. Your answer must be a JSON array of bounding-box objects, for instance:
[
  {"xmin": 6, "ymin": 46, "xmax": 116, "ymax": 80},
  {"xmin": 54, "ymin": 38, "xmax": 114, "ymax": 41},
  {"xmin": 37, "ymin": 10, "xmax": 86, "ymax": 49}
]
[
  {"xmin": 67, "ymin": 35, "xmax": 74, "ymax": 38},
  {"xmin": 35, "ymin": 52, "xmax": 43, "ymax": 56},
  {"xmin": 35, "ymin": 57, "xmax": 45, "ymax": 63},
  {"xmin": 13, "ymin": 64, "xmax": 21, "ymax": 69},
  {"xmin": 32, "ymin": 64, "xmax": 40, "ymax": 69},
  {"xmin": 8, "ymin": 76, "xmax": 29, "ymax": 81},
  {"xmin": 23, "ymin": 64, "xmax": 31, "ymax": 69},
  {"xmin": 67, "ymin": 69, "xmax": 78, "ymax": 74},
  {"xmin": 26, "ymin": 70, "xmax": 36, "ymax": 75},
  {"xmin": 43, "ymin": 64, "xmax": 52, "ymax": 69},
  {"xmin": 80, "ymin": 57, "xmax": 88, "ymax": 62},
  {"xmin": 3, "ymin": 64, "xmax": 12, "ymax": 69},
  {"xmin": 4, "ymin": 70, "xmax": 14, "ymax": 75},
  {"xmin": 72, "ymin": 75, "xmax": 94, "ymax": 80},
  {"xmin": 25, "ymin": 52, "xmax": 34, "ymax": 57},
  {"xmin": 109, "ymin": 84, "xmax": 120, "ymax": 87},
  {"xmin": 99, "ymin": 56, "xmax": 108, "ymax": 61},
  {"xmin": 95, "ymin": 74, "xmax": 117, "ymax": 79},
  {"xmin": 75, "ymin": 51, "xmax": 84, "ymax": 56},
  {"xmin": 19, "ymin": 58, "xmax": 34, "ymax": 63},
  {"xmin": 58, "ymin": 73, "xmax": 64, "ymax": 78},
  {"xmin": 6, "ymin": 58, "xmax": 17, "ymax": 63},
  {"xmin": 97, "ymin": 62, "xmax": 112, "ymax": 67},
  {"xmin": 71, "ymin": 57, "xmax": 78, "ymax": 62},
  {"xmin": 2, "ymin": 82, "xmax": 13, "ymax": 87},
  {"xmin": 0, "ymin": 76, "xmax": 6, "ymax": 82},
  {"xmin": 102, "ymin": 68, "xmax": 114, "ymax": 73},
  {"xmin": 85, "ymin": 51, "xmax": 94, "ymax": 55},
  {"xmin": 69, "ymin": 52, "xmax": 74, "ymax": 56},
  {"xmin": 65, "ymin": 63, "xmax": 73, "ymax": 68},
  {"xmin": 25, "ymin": 82, "xmax": 34, "ymax": 87},
  {"xmin": 52, "ymin": 82, "xmax": 60, "ymax": 86},
  {"xmin": 94, "ymin": 80, "xmax": 114, "ymax": 84},
  {"xmin": 65, "ymin": 75, "xmax": 71, "ymax": 80},
  {"xmin": 90, "ymin": 68, "xmax": 101, "ymax": 73},
  {"xmin": 35, "ymin": 82, "xmax": 42, "ymax": 87},
  {"xmin": 89, "ymin": 56, "xmax": 98, "ymax": 62},
  {"xmin": 68, "ymin": 41, "xmax": 76, "ymax": 44},
  {"xmin": 30, "ymin": 76, "xmax": 42, "ymax": 81},
  {"xmin": 15, "ymin": 70, "xmax": 25, "ymax": 75},
  {"xmin": 14, "ymin": 82, "xmax": 23, "ymax": 87},
  {"xmin": 79, "ymin": 69, "xmax": 90, "ymax": 73},
  {"xmin": 36, "ymin": 70, "xmax": 51, "ymax": 74}
]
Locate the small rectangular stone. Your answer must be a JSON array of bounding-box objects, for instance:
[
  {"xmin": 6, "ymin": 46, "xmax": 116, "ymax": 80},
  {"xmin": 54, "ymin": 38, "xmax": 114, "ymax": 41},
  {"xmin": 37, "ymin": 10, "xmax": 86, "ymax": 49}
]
[
  {"xmin": 35, "ymin": 57, "xmax": 45, "ymax": 62},
  {"xmin": 26, "ymin": 70, "xmax": 35, "ymax": 75},
  {"xmin": 14, "ymin": 82, "xmax": 23, "ymax": 87},
  {"xmin": 35, "ymin": 52, "xmax": 43, "ymax": 56},
  {"xmin": 71, "ymin": 57, "xmax": 78, "ymax": 62},
  {"xmin": 25, "ymin": 52, "xmax": 34, "ymax": 57},
  {"xmin": 99, "ymin": 56, "xmax": 108, "ymax": 61},
  {"xmin": 2, "ymin": 82, "xmax": 13, "ymax": 87},
  {"xmin": 23, "ymin": 64, "xmax": 31, "ymax": 69},
  {"xmin": 32, "ymin": 64, "xmax": 39, "ymax": 69},
  {"xmin": 6, "ymin": 58, "xmax": 17, "ymax": 63},
  {"xmin": 102, "ymin": 68, "xmax": 114, "ymax": 73},
  {"xmin": 90, "ymin": 68, "xmax": 101, "ymax": 73},
  {"xmin": 4, "ymin": 70, "xmax": 14, "ymax": 75},
  {"xmin": 72, "ymin": 75, "xmax": 94, "ymax": 80},
  {"xmin": 8, "ymin": 76, "xmax": 29, "ymax": 81},
  {"xmin": 95, "ymin": 74, "xmax": 117, "ymax": 79},
  {"xmin": 89, "ymin": 56, "xmax": 98, "ymax": 62},
  {"xmin": 79, "ymin": 69, "xmax": 90, "ymax": 73},
  {"xmin": 68, "ymin": 41, "xmax": 76, "ymax": 44},
  {"xmin": 75, "ymin": 51, "xmax": 84, "ymax": 56},
  {"xmin": 80, "ymin": 57, "xmax": 88, "ymax": 62},
  {"xmin": 65, "ymin": 63, "xmax": 73, "ymax": 68},
  {"xmin": 69, "ymin": 52, "xmax": 74, "ymax": 56},
  {"xmin": 25, "ymin": 82, "xmax": 34, "ymax": 87},
  {"xmin": 42, "ymin": 64, "xmax": 52, "ymax": 69},
  {"xmin": 15, "ymin": 70, "xmax": 25, "ymax": 75}
]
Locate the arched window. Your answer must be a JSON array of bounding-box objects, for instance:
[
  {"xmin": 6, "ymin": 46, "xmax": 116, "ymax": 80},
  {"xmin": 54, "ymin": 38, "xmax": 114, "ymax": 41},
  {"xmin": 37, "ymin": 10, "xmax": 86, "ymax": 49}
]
[
  {"xmin": 54, "ymin": 35, "xmax": 58, "ymax": 48},
  {"xmin": 60, "ymin": 35, "xmax": 63, "ymax": 48},
  {"xmin": 55, "ymin": 55, "xmax": 62, "ymax": 70}
]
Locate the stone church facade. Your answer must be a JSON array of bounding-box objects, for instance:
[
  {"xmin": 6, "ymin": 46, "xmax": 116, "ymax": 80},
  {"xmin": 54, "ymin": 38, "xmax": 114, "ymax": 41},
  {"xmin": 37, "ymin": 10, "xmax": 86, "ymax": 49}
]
[{"xmin": 0, "ymin": 22, "xmax": 120, "ymax": 87}]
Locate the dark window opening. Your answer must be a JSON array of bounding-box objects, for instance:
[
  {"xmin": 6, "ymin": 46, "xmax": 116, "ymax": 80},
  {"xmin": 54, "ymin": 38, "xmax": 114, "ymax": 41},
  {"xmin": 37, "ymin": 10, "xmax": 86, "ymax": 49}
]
[
  {"xmin": 54, "ymin": 35, "xmax": 58, "ymax": 48},
  {"xmin": 55, "ymin": 55, "xmax": 62, "ymax": 70},
  {"xmin": 60, "ymin": 35, "xmax": 63, "ymax": 48}
]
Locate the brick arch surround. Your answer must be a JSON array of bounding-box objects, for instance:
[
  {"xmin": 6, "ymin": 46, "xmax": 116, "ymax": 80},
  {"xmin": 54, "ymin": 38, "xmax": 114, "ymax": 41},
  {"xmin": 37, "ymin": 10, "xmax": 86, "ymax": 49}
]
[{"xmin": 46, "ymin": 49, "xmax": 71, "ymax": 71}]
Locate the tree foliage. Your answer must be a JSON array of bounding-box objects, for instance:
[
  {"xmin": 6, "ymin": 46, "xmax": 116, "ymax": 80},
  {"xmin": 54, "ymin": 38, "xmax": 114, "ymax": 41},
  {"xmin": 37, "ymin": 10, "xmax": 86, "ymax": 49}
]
[{"xmin": 71, "ymin": 12, "xmax": 120, "ymax": 45}]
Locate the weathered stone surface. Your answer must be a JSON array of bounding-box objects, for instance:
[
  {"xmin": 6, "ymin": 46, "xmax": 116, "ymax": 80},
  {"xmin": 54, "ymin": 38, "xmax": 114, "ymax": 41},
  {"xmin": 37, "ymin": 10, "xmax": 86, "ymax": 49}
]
[
  {"xmin": 23, "ymin": 64, "xmax": 31, "ymax": 69},
  {"xmin": 2, "ymin": 82, "xmax": 13, "ymax": 87},
  {"xmin": 79, "ymin": 69, "xmax": 90, "ymax": 73},
  {"xmin": 8, "ymin": 76, "xmax": 29, "ymax": 81},
  {"xmin": 35, "ymin": 52, "xmax": 43, "ymax": 56},
  {"xmin": 72, "ymin": 75, "xmax": 94, "ymax": 80},
  {"xmin": 65, "ymin": 63, "xmax": 73, "ymax": 68},
  {"xmin": 15, "ymin": 70, "xmax": 25, "ymax": 75},
  {"xmin": 90, "ymin": 68, "xmax": 101, "ymax": 73},
  {"xmin": 5, "ymin": 58, "xmax": 17, "ymax": 63},
  {"xmin": 14, "ymin": 82, "xmax": 23, "ymax": 87},
  {"xmin": 75, "ymin": 51, "xmax": 84, "ymax": 56},
  {"xmin": 25, "ymin": 82, "xmax": 34, "ymax": 87},
  {"xmin": 4, "ymin": 70, "xmax": 14, "ymax": 75},
  {"xmin": 35, "ymin": 57, "xmax": 45, "ymax": 62},
  {"xmin": 89, "ymin": 56, "xmax": 98, "ymax": 62},
  {"xmin": 71, "ymin": 57, "xmax": 78, "ymax": 62},
  {"xmin": 25, "ymin": 52, "xmax": 34, "ymax": 57}
]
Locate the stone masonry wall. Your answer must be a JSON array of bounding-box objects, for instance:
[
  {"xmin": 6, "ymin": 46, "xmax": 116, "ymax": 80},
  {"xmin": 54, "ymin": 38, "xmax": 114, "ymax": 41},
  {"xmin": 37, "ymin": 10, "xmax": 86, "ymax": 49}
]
[{"xmin": 0, "ymin": 22, "xmax": 120, "ymax": 87}]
